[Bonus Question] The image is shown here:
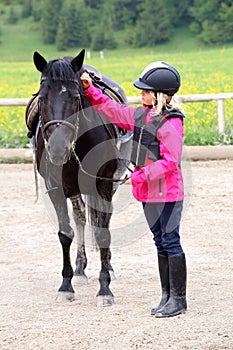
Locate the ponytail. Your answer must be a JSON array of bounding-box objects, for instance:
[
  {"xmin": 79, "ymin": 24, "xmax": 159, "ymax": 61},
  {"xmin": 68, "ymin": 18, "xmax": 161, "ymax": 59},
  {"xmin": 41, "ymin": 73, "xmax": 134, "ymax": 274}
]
[{"xmin": 151, "ymin": 92, "xmax": 184, "ymax": 116}]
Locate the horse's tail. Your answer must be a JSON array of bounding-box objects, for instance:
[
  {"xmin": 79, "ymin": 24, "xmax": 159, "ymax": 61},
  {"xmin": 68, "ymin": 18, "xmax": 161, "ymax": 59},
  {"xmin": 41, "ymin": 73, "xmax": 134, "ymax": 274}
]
[{"xmin": 86, "ymin": 193, "xmax": 113, "ymax": 250}]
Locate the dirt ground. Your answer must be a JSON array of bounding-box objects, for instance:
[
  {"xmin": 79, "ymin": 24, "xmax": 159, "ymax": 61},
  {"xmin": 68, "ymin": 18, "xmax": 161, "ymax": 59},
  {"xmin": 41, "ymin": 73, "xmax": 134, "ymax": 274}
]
[{"xmin": 0, "ymin": 160, "xmax": 232, "ymax": 350}]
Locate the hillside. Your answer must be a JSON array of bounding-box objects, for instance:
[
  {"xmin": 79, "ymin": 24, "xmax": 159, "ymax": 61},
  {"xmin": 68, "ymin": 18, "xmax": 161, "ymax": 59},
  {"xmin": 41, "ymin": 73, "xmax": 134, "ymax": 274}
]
[{"xmin": 0, "ymin": 17, "xmax": 202, "ymax": 62}]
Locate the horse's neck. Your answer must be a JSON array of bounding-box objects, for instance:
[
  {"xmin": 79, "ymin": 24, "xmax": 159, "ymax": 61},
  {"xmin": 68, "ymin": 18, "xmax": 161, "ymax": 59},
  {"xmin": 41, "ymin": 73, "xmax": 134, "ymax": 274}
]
[{"xmin": 79, "ymin": 107, "xmax": 99, "ymax": 131}]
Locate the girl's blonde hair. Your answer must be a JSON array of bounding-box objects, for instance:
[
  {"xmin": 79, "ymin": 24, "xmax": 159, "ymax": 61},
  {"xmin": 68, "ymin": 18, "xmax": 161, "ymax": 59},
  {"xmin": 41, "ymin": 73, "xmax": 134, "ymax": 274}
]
[{"xmin": 150, "ymin": 91, "xmax": 184, "ymax": 116}]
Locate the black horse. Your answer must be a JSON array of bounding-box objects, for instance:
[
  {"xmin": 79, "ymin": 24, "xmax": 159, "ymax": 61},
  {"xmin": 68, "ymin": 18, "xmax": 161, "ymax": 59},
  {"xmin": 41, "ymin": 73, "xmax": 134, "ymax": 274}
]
[{"xmin": 30, "ymin": 49, "xmax": 131, "ymax": 306}]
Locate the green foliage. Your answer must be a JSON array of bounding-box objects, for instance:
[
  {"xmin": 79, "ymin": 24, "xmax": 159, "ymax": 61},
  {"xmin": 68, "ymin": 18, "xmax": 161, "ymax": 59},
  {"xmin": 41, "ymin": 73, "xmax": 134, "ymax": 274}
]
[
  {"xmin": 189, "ymin": 0, "xmax": 233, "ymax": 44},
  {"xmin": 1, "ymin": 0, "xmax": 233, "ymax": 49},
  {"xmin": 41, "ymin": 0, "xmax": 62, "ymax": 44},
  {"xmin": 7, "ymin": 6, "xmax": 18, "ymax": 24},
  {"xmin": 21, "ymin": 0, "xmax": 32, "ymax": 18},
  {"xmin": 92, "ymin": 27, "xmax": 105, "ymax": 51},
  {"xmin": 31, "ymin": 0, "xmax": 42, "ymax": 22},
  {"xmin": 56, "ymin": 0, "xmax": 90, "ymax": 51},
  {"xmin": 216, "ymin": 2, "xmax": 233, "ymax": 43},
  {"xmin": 133, "ymin": 0, "xmax": 172, "ymax": 47},
  {"xmin": 110, "ymin": 0, "xmax": 141, "ymax": 30},
  {"xmin": 1, "ymin": 0, "xmax": 21, "ymax": 4},
  {"xmin": 104, "ymin": 31, "xmax": 118, "ymax": 50}
]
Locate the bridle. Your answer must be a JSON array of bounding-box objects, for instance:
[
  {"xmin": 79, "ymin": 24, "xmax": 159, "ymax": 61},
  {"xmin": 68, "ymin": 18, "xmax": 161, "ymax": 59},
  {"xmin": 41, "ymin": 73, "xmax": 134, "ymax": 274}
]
[{"xmin": 39, "ymin": 76, "xmax": 82, "ymax": 155}]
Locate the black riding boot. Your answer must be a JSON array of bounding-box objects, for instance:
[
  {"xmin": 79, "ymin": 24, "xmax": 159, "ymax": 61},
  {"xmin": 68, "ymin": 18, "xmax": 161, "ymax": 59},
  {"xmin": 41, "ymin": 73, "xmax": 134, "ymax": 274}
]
[
  {"xmin": 155, "ymin": 253, "xmax": 187, "ymax": 318},
  {"xmin": 151, "ymin": 255, "xmax": 169, "ymax": 315}
]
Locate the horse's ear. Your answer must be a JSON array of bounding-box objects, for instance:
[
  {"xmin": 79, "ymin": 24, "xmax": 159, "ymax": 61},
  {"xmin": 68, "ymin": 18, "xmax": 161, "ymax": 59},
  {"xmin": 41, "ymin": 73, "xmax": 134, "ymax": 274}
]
[
  {"xmin": 33, "ymin": 51, "xmax": 47, "ymax": 72},
  {"xmin": 71, "ymin": 49, "xmax": 85, "ymax": 73}
]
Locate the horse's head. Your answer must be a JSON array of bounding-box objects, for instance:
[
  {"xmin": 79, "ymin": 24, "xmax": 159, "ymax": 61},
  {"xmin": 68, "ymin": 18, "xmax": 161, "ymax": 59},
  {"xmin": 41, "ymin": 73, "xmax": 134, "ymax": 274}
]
[{"xmin": 34, "ymin": 49, "xmax": 85, "ymax": 166}]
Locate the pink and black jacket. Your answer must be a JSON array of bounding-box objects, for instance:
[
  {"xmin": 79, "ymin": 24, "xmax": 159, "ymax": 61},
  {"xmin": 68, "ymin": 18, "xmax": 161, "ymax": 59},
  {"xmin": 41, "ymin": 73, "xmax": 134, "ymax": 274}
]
[{"xmin": 84, "ymin": 84, "xmax": 185, "ymax": 203}]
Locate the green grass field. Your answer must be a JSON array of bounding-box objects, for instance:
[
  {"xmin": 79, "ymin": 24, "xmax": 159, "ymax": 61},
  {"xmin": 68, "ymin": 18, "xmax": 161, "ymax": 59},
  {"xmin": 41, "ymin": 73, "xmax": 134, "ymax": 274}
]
[{"xmin": 0, "ymin": 18, "xmax": 233, "ymax": 147}]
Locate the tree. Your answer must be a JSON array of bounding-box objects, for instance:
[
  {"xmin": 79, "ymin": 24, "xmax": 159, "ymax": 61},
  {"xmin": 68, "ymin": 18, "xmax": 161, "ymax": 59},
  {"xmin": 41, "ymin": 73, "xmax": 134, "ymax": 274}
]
[
  {"xmin": 31, "ymin": 0, "xmax": 42, "ymax": 22},
  {"xmin": 56, "ymin": 0, "xmax": 90, "ymax": 51},
  {"xmin": 133, "ymin": 0, "xmax": 172, "ymax": 47},
  {"xmin": 218, "ymin": 2, "xmax": 233, "ymax": 43},
  {"xmin": 111, "ymin": 0, "xmax": 142, "ymax": 30},
  {"xmin": 7, "ymin": 6, "xmax": 18, "ymax": 24},
  {"xmin": 104, "ymin": 31, "xmax": 118, "ymax": 49},
  {"xmin": 189, "ymin": 0, "xmax": 233, "ymax": 45},
  {"xmin": 21, "ymin": 0, "xmax": 32, "ymax": 18},
  {"xmin": 91, "ymin": 26, "xmax": 105, "ymax": 51},
  {"xmin": 41, "ymin": 0, "xmax": 62, "ymax": 44},
  {"xmin": 100, "ymin": 1, "xmax": 118, "ymax": 48},
  {"xmin": 68, "ymin": 0, "xmax": 90, "ymax": 48},
  {"xmin": 85, "ymin": 0, "xmax": 104, "ymax": 9},
  {"xmin": 167, "ymin": 0, "xmax": 193, "ymax": 26}
]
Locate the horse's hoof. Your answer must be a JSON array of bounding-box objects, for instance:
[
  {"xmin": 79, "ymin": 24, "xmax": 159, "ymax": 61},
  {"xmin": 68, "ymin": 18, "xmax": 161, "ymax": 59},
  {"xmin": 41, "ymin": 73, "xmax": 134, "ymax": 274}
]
[
  {"xmin": 96, "ymin": 295, "xmax": 114, "ymax": 307},
  {"xmin": 73, "ymin": 275, "xmax": 88, "ymax": 286},
  {"xmin": 55, "ymin": 291, "xmax": 75, "ymax": 303}
]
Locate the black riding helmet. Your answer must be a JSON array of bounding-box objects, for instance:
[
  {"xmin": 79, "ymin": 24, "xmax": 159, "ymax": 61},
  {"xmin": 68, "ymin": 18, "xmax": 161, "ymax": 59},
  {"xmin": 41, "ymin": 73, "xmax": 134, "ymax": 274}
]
[{"xmin": 133, "ymin": 61, "xmax": 180, "ymax": 96}]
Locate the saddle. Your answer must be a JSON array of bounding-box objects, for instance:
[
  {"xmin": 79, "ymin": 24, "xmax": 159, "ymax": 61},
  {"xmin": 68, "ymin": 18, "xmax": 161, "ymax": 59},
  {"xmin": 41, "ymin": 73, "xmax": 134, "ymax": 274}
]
[
  {"xmin": 25, "ymin": 92, "xmax": 39, "ymax": 138},
  {"xmin": 25, "ymin": 65, "xmax": 133, "ymax": 143}
]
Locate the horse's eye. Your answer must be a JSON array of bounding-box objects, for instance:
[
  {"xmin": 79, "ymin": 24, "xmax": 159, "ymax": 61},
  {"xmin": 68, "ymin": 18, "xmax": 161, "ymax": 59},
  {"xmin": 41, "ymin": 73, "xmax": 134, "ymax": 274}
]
[{"xmin": 74, "ymin": 93, "xmax": 81, "ymax": 100}]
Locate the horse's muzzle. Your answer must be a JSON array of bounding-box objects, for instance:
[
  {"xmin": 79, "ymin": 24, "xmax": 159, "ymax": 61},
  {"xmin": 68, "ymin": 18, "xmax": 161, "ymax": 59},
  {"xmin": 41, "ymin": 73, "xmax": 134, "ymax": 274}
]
[{"xmin": 47, "ymin": 145, "xmax": 71, "ymax": 166}]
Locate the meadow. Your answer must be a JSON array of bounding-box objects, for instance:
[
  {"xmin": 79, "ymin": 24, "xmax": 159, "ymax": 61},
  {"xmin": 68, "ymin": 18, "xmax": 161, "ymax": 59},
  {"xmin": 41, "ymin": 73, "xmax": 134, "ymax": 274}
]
[{"xmin": 0, "ymin": 30, "xmax": 233, "ymax": 147}]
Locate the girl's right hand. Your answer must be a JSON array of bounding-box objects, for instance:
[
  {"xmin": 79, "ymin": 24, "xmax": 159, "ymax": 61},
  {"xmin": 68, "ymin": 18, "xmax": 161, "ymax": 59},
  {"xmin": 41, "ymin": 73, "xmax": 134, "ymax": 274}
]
[
  {"xmin": 81, "ymin": 72, "xmax": 92, "ymax": 89},
  {"xmin": 124, "ymin": 175, "xmax": 132, "ymax": 185}
]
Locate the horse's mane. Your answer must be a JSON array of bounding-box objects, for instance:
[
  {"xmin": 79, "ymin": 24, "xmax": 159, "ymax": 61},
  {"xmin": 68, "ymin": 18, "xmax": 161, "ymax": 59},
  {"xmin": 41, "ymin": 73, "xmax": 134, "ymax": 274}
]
[{"xmin": 43, "ymin": 57, "xmax": 78, "ymax": 82}]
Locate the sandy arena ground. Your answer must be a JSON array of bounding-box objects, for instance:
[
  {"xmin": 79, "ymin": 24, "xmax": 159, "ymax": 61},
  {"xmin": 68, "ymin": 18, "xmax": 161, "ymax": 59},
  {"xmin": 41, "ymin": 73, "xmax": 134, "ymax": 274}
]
[{"xmin": 0, "ymin": 160, "xmax": 232, "ymax": 350}]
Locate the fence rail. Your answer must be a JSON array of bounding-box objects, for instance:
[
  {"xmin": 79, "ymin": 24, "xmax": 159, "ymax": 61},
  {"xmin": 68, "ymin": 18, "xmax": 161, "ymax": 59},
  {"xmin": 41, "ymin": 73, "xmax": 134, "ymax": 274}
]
[
  {"xmin": 128, "ymin": 92, "xmax": 233, "ymax": 135},
  {"xmin": 1, "ymin": 92, "xmax": 233, "ymax": 135}
]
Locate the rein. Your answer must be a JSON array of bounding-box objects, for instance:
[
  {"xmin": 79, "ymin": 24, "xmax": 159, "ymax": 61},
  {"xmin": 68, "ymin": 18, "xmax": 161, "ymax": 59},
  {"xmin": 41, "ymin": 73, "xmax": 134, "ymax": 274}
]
[{"xmin": 72, "ymin": 150, "xmax": 130, "ymax": 185}]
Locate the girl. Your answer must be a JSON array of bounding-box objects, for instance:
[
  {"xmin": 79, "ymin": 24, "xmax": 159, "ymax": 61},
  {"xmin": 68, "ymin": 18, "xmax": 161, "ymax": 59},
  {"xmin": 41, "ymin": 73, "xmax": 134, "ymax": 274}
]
[{"xmin": 81, "ymin": 61, "xmax": 187, "ymax": 318}]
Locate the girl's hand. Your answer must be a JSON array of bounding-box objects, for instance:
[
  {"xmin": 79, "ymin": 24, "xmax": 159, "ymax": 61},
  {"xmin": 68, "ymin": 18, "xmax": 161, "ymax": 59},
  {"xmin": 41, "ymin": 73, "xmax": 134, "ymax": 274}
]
[
  {"xmin": 81, "ymin": 72, "xmax": 92, "ymax": 89},
  {"xmin": 124, "ymin": 176, "xmax": 132, "ymax": 185}
]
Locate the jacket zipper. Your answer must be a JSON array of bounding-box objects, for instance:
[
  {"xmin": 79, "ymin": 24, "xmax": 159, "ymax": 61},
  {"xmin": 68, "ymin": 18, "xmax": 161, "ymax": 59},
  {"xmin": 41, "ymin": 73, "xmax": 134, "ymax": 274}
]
[
  {"xmin": 159, "ymin": 179, "xmax": 162, "ymax": 196},
  {"xmin": 136, "ymin": 125, "xmax": 145, "ymax": 166}
]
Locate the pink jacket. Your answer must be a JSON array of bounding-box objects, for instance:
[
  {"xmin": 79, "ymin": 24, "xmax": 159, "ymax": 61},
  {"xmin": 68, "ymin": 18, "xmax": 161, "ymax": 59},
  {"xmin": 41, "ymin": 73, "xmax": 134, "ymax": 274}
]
[{"xmin": 84, "ymin": 84, "xmax": 184, "ymax": 203}]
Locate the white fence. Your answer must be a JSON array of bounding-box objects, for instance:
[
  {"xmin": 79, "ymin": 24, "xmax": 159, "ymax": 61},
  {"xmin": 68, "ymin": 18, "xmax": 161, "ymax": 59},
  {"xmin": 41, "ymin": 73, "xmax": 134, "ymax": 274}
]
[
  {"xmin": 1, "ymin": 92, "xmax": 233, "ymax": 135},
  {"xmin": 128, "ymin": 93, "xmax": 233, "ymax": 135}
]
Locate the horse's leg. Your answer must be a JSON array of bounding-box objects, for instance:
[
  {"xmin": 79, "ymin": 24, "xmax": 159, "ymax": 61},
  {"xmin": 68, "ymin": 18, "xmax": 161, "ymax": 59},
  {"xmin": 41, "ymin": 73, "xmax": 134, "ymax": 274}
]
[
  {"xmin": 95, "ymin": 224, "xmax": 114, "ymax": 307},
  {"xmin": 107, "ymin": 249, "xmax": 116, "ymax": 280},
  {"xmin": 48, "ymin": 187, "xmax": 75, "ymax": 302},
  {"xmin": 70, "ymin": 194, "xmax": 88, "ymax": 285},
  {"xmin": 90, "ymin": 191, "xmax": 114, "ymax": 306}
]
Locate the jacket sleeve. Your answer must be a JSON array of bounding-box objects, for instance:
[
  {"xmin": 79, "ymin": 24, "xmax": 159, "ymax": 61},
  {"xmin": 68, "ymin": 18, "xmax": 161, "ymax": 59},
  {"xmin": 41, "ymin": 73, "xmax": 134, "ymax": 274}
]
[
  {"xmin": 84, "ymin": 83, "xmax": 136, "ymax": 131},
  {"xmin": 131, "ymin": 117, "xmax": 184, "ymax": 184}
]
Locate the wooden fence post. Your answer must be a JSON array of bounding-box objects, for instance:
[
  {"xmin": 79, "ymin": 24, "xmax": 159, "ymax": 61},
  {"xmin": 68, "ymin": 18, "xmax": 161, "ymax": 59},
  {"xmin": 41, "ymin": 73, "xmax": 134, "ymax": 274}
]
[{"xmin": 217, "ymin": 99, "xmax": 225, "ymax": 135}]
